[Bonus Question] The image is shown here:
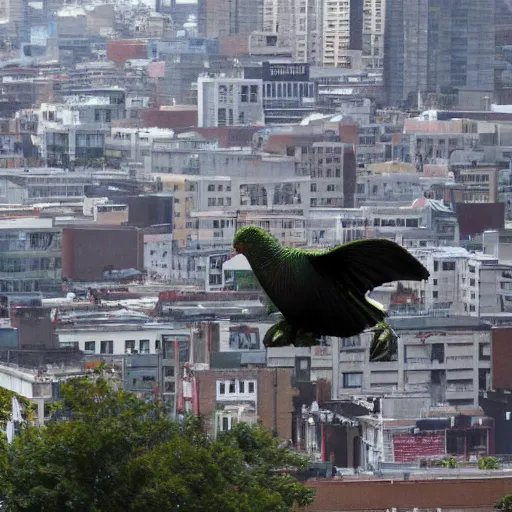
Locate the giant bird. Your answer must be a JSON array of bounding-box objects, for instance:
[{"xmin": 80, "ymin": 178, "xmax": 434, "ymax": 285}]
[{"xmin": 233, "ymin": 226, "xmax": 429, "ymax": 349}]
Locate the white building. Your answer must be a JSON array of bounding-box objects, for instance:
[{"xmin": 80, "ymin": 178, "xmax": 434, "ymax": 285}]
[
  {"xmin": 58, "ymin": 324, "xmax": 190, "ymax": 356},
  {"xmin": 321, "ymin": 0, "xmax": 361, "ymax": 69},
  {"xmin": 197, "ymin": 77, "xmax": 265, "ymax": 128},
  {"xmin": 407, "ymin": 247, "xmax": 512, "ymax": 317}
]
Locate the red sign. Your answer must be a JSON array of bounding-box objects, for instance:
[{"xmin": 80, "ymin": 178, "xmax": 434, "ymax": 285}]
[{"xmin": 393, "ymin": 434, "xmax": 444, "ymax": 463}]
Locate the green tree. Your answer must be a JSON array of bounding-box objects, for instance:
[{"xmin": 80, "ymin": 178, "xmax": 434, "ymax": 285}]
[
  {"xmin": 0, "ymin": 378, "xmax": 314, "ymax": 512},
  {"xmin": 495, "ymin": 494, "xmax": 512, "ymax": 511}
]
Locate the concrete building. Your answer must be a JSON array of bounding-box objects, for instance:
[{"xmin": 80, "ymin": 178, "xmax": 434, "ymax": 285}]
[
  {"xmin": 407, "ymin": 246, "xmax": 512, "ymax": 317},
  {"xmin": 38, "ymin": 88, "xmax": 125, "ymax": 167},
  {"xmin": 197, "ymin": 77, "xmax": 264, "ymax": 128},
  {"xmin": 333, "ymin": 316, "xmax": 492, "ymax": 410}
]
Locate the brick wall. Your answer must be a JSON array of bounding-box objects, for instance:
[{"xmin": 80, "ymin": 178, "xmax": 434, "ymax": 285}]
[
  {"xmin": 195, "ymin": 368, "xmax": 298, "ymax": 439},
  {"xmin": 492, "ymin": 326, "xmax": 512, "ymax": 390},
  {"xmin": 305, "ymin": 477, "xmax": 512, "ymax": 511}
]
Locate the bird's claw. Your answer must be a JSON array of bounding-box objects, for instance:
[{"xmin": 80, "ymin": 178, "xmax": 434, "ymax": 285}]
[{"xmin": 370, "ymin": 321, "xmax": 399, "ymax": 363}]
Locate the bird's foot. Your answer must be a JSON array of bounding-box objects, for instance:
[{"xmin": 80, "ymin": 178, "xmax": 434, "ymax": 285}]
[{"xmin": 262, "ymin": 320, "xmax": 320, "ymax": 348}]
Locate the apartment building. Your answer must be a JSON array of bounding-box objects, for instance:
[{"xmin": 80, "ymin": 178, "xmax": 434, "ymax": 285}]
[
  {"xmin": 362, "ymin": 0, "xmax": 385, "ymax": 72},
  {"xmin": 321, "ymin": 0, "xmax": 363, "ymax": 69}
]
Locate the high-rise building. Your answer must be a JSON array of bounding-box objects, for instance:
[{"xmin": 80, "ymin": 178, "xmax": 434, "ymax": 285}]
[
  {"xmin": 383, "ymin": 0, "xmax": 429, "ymax": 107},
  {"xmin": 197, "ymin": 0, "xmax": 263, "ymax": 38},
  {"xmin": 385, "ymin": 0, "xmax": 494, "ymax": 108},
  {"xmin": 289, "ymin": 0, "xmax": 322, "ymax": 63},
  {"xmin": 320, "ymin": 0, "xmax": 363, "ymax": 68},
  {"xmin": 362, "ymin": 0, "xmax": 385, "ymax": 72},
  {"xmin": 428, "ymin": 0, "xmax": 494, "ymax": 108}
]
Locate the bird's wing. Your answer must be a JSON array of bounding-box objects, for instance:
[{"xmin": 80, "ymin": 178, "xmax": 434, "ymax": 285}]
[{"xmin": 308, "ymin": 239, "xmax": 430, "ymax": 296}]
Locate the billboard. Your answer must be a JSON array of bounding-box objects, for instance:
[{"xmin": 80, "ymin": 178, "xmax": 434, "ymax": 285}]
[
  {"xmin": 219, "ymin": 321, "xmax": 271, "ymax": 351},
  {"xmin": 393, "ymin": 434, "xmax": 444, "ymax": 463},
  {"xmin": 262, "ymin": 62, "xmax": 310, "ymax": 82}
]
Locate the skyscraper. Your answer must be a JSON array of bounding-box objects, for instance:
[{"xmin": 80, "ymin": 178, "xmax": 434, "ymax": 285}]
[
  {"xmin": 385, "ymin": 0, "xmax": 495, "ymax": 108},
  {"xmin": 384, "ymin": 0, "xmax": 428, "ymax": 106}
]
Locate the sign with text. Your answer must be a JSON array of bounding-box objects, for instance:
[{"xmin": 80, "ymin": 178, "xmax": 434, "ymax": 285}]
[{"xmin": 262, "ymin": 62, "xmax": 310, "ymax": 82}]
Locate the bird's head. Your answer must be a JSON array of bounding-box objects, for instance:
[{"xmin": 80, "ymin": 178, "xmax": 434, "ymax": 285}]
[{"xmin": 233, "ymin": 226, "xmax": 275, "ymax": 255}]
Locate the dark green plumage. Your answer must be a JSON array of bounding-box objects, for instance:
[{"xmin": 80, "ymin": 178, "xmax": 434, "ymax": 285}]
[
  {"xmin": 233, "ymin": 226, "xmax": 430, "ymax": 342},
  {"xmin": 263, "ymin": 321, "xmax": 319, "ymax": 348}
]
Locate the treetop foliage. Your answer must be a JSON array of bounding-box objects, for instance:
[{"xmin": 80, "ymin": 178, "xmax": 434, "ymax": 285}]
[{"xmin": 0, "ymin": 378, "xmax": 315, "ymax": 512}]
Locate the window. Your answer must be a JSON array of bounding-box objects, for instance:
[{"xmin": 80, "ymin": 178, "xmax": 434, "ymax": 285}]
[
  {"xmin": 219, "ymin": 382, "xmax": 225, "ymax": 394},
  {"xmin": 433, "ymin": 291, "xmax": 438, "ymax": 299},
  {"xmin": 208, "ymin": 184, "xmax": 215, "ymax": 192},
  {"xmin": 239, "ymin": 380, "xmax": 245, "ymax": 393},
  {"xmin": 229, "ymin": 380, "xmax": 236, "ymax": 393},
  {"xmin": 125, "ymin": 340, "xmax": 135, "ymax": 352},
  {"xmin": 479, "ymin": 343, "xmax": 491, "ymax": 361},
  {"xmin": 139, "ymin": 340, "xmax": 150, "ymax": 354},
  {"xmin": 84, "ymin": 341, "xmax": 95, "ymax": 353},
  {"xmin": 442, "ymin": 261, "xmax": 455, "ymax": 271},
  {"xmin": 100, "ymin": 340, "xmax": 113, "ymax": 354},
  {"xmin": 327, "ymin": 184, "xmax": 335, "ymax": 192},
  {"xmin": 248, "ymin": 381, "xmax": 255, "ymax": 393},
  {"xmin": 240, "ymin": 85, "xmax": 248, "ymax": 102},
  {"xmin": 250, "ymin": 85, "xmax": 258, "ymax": 102},
  {"xmin": 165, "ymin": 381, "xmax": 175, "ymax": 392},
  {"xmin": 342, "ymin": 372, "xmax": 362, "ymax": 388},
  {"xmin": 310, "ymin": 183, "xmax": 317, "ymax": 192}
]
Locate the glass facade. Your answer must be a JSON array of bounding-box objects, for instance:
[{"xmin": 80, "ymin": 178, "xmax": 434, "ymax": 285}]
[{"xmin": 0, "ymin": 230, "xmax": 62, "ymax": 292}]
